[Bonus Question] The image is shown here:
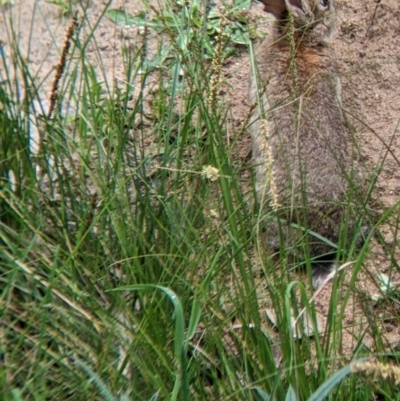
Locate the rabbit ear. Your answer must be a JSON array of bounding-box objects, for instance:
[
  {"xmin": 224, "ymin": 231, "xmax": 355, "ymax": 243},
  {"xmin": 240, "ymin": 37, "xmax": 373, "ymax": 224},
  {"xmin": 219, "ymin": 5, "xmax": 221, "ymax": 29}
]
[
  {"xmin": 286, "ymin": 0, "xmax": 304, "ymax": 10},
  {"xmin": 284, "ymin": 0, "xmax": 308, "ymax": 17},
  {"xmin": 259, "ymin": 0, "xmax": 287, "ymax": 18},
  {"xmin": 260, "ymin": 0, "xmax": 307, "ymax": 18}
]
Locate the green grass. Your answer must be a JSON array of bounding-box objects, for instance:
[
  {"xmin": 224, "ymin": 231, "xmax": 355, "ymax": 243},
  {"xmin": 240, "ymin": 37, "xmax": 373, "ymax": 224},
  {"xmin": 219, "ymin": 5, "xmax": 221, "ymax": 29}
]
[{"xmin": 2, "ymin": 1, "xmax": 400, "ymax": 400}]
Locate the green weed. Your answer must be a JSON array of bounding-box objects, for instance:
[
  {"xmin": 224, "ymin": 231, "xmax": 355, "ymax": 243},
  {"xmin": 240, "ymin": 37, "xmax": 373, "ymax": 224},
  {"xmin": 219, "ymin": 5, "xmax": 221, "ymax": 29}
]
[{"xmin": 1, "ymin": 1, "xmax": 400, "ymax": 400}]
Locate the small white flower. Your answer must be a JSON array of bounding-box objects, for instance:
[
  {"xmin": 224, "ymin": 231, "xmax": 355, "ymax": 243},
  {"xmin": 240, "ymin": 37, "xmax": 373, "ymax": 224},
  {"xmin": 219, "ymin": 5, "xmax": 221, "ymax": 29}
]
[
  {"xmin": 8, "ymin": 170, "xmax": 17, "ymax": 192},
  {"xmin": 209, "ymin": 209, "xmax": 219, "ymax": 219},
  {"xmin": 29, "ymin": 120, "xmax": 40, "ymax": 155},
  {"xmin": 201, "ymin": 165, "xmax": 220, "ymax": 181}
]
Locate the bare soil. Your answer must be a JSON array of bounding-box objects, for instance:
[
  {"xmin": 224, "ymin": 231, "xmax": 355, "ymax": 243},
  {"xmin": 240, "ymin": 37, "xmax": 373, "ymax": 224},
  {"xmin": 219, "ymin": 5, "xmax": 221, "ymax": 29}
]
[{"xmin": 2, "ymin": 0, "xmax": 400, "ymax": 359}]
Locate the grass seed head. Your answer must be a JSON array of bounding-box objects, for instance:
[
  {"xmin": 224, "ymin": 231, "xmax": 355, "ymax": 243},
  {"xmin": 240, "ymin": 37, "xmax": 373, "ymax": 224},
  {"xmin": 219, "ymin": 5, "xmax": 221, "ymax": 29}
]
[{"xmin": 351, "ymin": 360, "xmax": 400, "ymax": 385}]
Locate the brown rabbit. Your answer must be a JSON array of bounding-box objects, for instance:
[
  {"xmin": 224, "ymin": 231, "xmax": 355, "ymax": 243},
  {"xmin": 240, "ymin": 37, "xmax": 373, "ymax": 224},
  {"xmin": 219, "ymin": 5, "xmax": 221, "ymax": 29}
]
[{"xmin": 249, "ymin": 0, "xmax": 361, "ymax": 287}]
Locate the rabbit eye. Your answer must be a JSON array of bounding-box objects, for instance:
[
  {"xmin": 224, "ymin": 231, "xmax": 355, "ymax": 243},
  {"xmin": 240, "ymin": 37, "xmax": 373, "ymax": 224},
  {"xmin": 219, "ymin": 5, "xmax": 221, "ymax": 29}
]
[{"xmin": 319, "ymin": 0, "xmax": 329, "ymax": 8}]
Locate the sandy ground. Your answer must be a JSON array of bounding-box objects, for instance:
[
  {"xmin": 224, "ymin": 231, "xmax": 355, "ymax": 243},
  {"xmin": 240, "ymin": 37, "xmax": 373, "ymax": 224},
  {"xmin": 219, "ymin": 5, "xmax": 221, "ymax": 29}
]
[
  {"xmin": 223, "ymin": 0, "xmax": 400, "ymax": 264},
  {"xmin": 2, "ymin": 0, "xmax": 400, "ymax": 359},
  {"xmin": 227, "ymin": 0, "xmax": 400, "ymax": 356}
]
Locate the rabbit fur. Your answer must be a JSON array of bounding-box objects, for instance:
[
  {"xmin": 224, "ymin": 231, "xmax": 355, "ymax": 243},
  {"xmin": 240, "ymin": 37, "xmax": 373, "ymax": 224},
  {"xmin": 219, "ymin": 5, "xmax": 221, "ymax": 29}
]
[{"xmin": 249, "ymin": 0, "xmax": 360, "ymax": 287}]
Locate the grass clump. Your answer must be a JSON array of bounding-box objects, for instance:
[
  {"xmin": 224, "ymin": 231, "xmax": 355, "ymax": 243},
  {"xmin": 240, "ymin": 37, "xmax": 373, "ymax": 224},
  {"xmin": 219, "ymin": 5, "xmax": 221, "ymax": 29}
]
[{"xmin": 1, "ymin": 1, "xmax": 400, "ymax": 400}]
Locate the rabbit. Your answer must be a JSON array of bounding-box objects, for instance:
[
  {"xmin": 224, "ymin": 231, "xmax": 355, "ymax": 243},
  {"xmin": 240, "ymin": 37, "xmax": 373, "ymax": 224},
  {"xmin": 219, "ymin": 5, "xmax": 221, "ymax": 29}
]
[{"xmin": 249, "ymin": 0, "xmax": 363, "ymax": 287}]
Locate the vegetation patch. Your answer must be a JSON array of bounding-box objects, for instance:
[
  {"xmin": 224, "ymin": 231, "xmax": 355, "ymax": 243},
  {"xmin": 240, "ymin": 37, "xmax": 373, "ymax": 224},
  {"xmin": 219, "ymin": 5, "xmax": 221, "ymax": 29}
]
[{"xmin": 1, "ymin": 1, "xmax": 400, "ymax": 400}]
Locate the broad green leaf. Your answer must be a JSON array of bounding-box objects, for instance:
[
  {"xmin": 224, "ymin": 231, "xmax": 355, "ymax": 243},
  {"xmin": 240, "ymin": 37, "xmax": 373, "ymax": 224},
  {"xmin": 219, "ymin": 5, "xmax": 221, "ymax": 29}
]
[
  {"xmin": 307, "ymin": 365, "xmax": 352, "ymax": 401},
  {"xmin": 106, "ymin": 9, "xmax": 163, "ymax": 31},
  {"xmin": 285, "ymin": 386, "xmax": 297, "ymax": 401},
  {"xmin": 186, "ymin": 297, "xmax": 201, "ymax": 341},
  {"xmin": 233, "ymin": 0, "xmax": 251, "ymax": 9},
  {"xmin": 109, "ymin": 285, "xmax": 187, "ymax": 401},
  {"xmin": 147, "ymin": 392, "xmax": 159, "ymax": 401},
  {"xmin": 231, "ymin": 29, "xmax": 250, "ymax": 45},
  {"xmin": 253, "ymin": 387, "xmax": 272, "ymax": 401}
]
